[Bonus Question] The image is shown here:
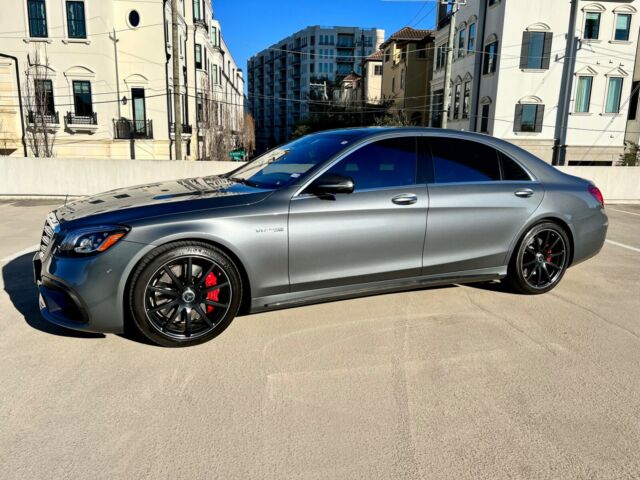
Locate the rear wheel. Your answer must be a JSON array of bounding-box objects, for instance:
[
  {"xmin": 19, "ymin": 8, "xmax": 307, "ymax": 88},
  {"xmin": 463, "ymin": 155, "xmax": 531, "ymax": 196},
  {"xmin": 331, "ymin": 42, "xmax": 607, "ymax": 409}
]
[
  {"xmin": 129, "ymin": 242, "xmax": 242, "ymax": 347},
  {"xmin": 506, "ymin": 222, "xmax": 570, "ymax": 295}
]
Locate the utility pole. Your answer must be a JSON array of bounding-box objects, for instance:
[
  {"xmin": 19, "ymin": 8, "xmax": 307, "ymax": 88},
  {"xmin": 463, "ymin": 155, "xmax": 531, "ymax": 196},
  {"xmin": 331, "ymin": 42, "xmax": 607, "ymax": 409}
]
[
  {"xmin": 441, "ymin": 0, "xmax": 459, "ymax": 129},
  {"xmin": 171, "ymin": 0, "xmax": 183, "ymax": 160},
  {"xmin": 552, "ymin": 0, "xmax": 579, "ymax": 166},
  {"xmin": 109, "ymin": 28, "xmax": 121, "ymax": 119}
]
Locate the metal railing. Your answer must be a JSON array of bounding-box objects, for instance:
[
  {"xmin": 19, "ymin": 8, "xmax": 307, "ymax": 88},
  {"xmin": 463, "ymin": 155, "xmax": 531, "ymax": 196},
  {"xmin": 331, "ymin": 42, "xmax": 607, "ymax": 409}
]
[
  {"xmin": 28, "ymin": 110, "xmax": 59, "ymax": 125},
  {"xmin": 170, "ymin": 123, "xmax": 193, "ymax": 135},
  {"xmin": 113, "ymin": 118, "xmax": 153, "ymax": 139},
  {"xmin": 65, "ymin": 112, "xmax": 97, "ymax": 126}
]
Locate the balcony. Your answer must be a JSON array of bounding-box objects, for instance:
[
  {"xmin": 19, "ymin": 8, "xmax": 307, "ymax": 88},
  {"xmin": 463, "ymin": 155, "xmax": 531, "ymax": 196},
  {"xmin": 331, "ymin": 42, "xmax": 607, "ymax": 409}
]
[
  {"xmin": 194, "ymin": 19, "xmax": 208, "ymax": 32},
  {"xmin": 113, "ymin": 118, "xmax": 153, "ymax": 139},
  {"xmin": 170, "ymin": 122, "xmax": 193, "ymax": 139},
  {"xmin": 336, "ymin": 56, "xmax": 354, "ymax": 63},
  {"xmin": 65, "ymin": 112, "xmax": 98, "ymax": 133},
  {"xmin": 27, "ymin": 110, "xmax": 60, "ymax": 132}
]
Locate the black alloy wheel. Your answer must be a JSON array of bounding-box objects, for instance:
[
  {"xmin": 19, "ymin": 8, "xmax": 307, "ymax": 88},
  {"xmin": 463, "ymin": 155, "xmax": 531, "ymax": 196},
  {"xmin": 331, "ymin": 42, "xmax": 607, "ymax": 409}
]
[
  {"xmin": 130, "ymin": 242, "xmax": 242, "ymax": 347},
  {"xmin": 507, "ymin": 222, "xmax": 571, "ymax": 294}
]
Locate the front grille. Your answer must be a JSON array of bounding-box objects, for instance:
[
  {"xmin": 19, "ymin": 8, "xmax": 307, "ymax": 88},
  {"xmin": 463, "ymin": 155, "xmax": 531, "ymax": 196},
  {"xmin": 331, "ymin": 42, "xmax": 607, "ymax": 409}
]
[{"xmin": 39, "ymin": 212, "xmax": 59, "ymax": 259}]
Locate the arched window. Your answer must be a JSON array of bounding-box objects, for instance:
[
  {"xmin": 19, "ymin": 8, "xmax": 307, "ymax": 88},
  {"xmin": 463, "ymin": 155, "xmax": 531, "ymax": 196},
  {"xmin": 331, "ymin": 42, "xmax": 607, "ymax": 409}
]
[
  {"xmin": 520, "ymin": 24, "xmax": 553, "ymax": 70},
  {"xmin": 483, "ymin": 34, "xmax": 499, "ymax": 74},
  {"xmin": 514, "ymin": 96, "xmax": 544, "ymax": 133},
  {"xmin": 612, "ymin": 5, "xmax": 636, "ymax": 42}
]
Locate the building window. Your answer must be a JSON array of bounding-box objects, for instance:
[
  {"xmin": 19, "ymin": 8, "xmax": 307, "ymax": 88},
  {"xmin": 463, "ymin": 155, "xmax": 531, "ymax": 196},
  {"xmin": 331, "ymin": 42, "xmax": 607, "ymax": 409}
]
[
  {"xmin": 392, "ymin": 77, "xmax": 395, "ymax": 93},
  {"xmin": 615, "ymin": 14, "xmax": 632, "ymax": 41},
  {"xmin": 483, "ymin": 41, "xmax": 498, "ymax": 74},
  {"xmin": 575, "ymin": 76, "xmax": 593, "ymax": 113},
  {"xmin": 453, "ymin": 84, "xmax": 461, "ymax": 120},
  {"xmin": 195, "ymin": 44, "xmax": 202, "ymax": 69},
  {"xmin": 72, "ymin": 80, "xmax": 93, "ymax": 117},
  {"xmin": 27, "ymin": 0, "xmax": 48, "ymax": 38},
  {"xmin": 468, "ymin": 23, "xmax": 476, "ymax": 53},
  {"xmin": 629, "ymin": 81, "xmax": 640, "ymax": 121},
  {"xmin": 212, "ymin": 64, "xmax": 218, "ymax": 84},
  {"xmin": 193, "ymin": 0, "xmax": 201, "ymax": 21},
  {"xmin": 196, "ymin": 92, "xmax": 203, "ymax": 122},
  {"xmin": 211, "ymin": 26, "xmax": 218, "ymax": 46},
  {"xmin": 384, "ymin": 49, "xmax": 390, "ymax": 62},
  {"xmin": 480, "ymin": 103, "xmax": 490, "ymax": 133},
  {"xmin": 520, "ymin": 31, "xmax": 552, "ymax": 70},
  {"xmin": 488, "ymin": 0, "xmax": 498, "ymax": 6},
  {"xmin": 605, "ymin": 77, "xmax": 624, "ymax": 113},
  {"xmin": 128, "ymin": 10, "xmax": 140, "ymax": 28},
  {"xmin": 66, "ymin": 1, "xmax": 86, "ymax": 39},
  {"xmin": 458, "ymin": 29, "xmax": 466, "ymax": 57},
  {"xmin": 374, "ymin": 64, "xmax": 382, "ymax": 75},
  {"xmin": 584, "ymin": 12, "xmax": 601, "ymax": 39},
  {"xmin": 400, "ymin": 69, "xmax": 405, "ymax": 89},
  {"xmin": 35, "ymin": 79, "xmax": 55, "ymax": 115},
  {"xmin": 462, "ymin": 81, "xmax": 471, "ymax": 119},
  {"xmin": 514, "ymin": 103, "xmax": 544, "ymax": 132}
]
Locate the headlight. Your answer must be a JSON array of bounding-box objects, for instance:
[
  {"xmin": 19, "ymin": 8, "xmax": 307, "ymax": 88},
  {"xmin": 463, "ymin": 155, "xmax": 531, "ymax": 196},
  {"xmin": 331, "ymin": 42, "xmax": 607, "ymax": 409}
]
[{"xmin": 58, "ymin": 226, "xmax": 130, "ymax": 256}]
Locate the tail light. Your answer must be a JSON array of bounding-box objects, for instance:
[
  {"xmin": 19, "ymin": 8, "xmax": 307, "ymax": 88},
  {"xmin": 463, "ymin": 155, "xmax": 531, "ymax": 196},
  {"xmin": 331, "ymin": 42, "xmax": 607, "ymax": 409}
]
[{"xmin": 588, "ymin": 184, "xmax": 604, "ymax": 207}]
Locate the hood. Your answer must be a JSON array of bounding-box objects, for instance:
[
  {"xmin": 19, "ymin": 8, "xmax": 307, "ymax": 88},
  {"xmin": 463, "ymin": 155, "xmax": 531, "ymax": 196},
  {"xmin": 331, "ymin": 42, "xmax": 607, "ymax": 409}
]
[{"xmin": 55, "ymin": 176, "xmax": 273, "ymax": 225}]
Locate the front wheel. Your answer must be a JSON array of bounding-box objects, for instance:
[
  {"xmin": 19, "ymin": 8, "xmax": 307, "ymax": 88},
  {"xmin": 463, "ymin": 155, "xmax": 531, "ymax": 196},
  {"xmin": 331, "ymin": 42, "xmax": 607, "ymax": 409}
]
[
  {"xmin": 129, "ymin": 242, "xmax": 242, "ymax": 347},
  {"xmin": 506, "ymin": 222, "xmax": 571, "ymax": 295}
]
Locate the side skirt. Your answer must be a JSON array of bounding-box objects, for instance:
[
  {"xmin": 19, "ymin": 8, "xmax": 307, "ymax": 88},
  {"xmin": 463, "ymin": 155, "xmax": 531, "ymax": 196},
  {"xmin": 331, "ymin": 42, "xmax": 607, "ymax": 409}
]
[{"xmin": 249, "ymin": 267, "xmax": 507, "ymax": 314}]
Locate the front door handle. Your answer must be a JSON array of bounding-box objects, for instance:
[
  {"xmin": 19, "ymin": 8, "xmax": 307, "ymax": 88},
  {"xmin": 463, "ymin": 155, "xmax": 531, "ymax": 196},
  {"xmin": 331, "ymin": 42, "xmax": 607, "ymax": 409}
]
[
  {"xmin": 392, "ymin": 193, "xmax": 418, "ymax": 205},
  {"xmin": 514, "ymin": 188, "xmax": 534, "ymax": 198}
]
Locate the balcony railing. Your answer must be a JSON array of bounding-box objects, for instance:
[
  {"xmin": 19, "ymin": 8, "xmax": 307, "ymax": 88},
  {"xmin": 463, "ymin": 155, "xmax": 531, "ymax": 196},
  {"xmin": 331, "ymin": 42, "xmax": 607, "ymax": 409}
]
[
  {"xmin": 65, "ymin": 112, "xmax": 97, "ymax": 126},
  {"xmin": 28, "ymin": 110, "xmax": 59, "ymax": 125},
  {"xmin": 170, "ymin": 123, "xmax": 193, "ymax": 135},
  {"xmin": 113, "ymin": 118, "xmax": 153, "ymax": 139}
]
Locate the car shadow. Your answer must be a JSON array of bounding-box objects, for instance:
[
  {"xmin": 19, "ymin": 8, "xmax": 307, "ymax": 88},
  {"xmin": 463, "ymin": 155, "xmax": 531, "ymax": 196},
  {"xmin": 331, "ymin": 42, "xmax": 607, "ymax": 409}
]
[
  {"xmin": 2, "ymin": 252, "xmax": 104, "ymax": 338},
  {"xmin": 463, "ymin": 279, "xmax": 522, "ymax": 295}
]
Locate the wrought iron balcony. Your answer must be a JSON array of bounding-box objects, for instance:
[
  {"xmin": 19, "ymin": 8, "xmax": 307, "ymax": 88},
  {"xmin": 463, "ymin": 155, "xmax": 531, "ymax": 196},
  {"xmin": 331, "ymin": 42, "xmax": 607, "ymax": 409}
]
[
  {"xmin": 113, "ymin": 118, "xmax": 153, "ymax": 139},
  {"xmin": 170, "ymin": 123, "xmax": 193, "ymax": 135},
  {"xmin": 65, "ymin": 112, "xmax": 97, "ymax": 125},
  {"xmin": 28, "ymin": 110, "xmax": 59, "ymax": 125}
]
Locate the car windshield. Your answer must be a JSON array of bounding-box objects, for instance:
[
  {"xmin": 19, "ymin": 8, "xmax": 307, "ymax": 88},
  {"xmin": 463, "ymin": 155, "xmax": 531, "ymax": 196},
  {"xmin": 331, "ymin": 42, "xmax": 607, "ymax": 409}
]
[{"xmin": 227, "ymin": 132, "xmax": 365, "ymax": 189}]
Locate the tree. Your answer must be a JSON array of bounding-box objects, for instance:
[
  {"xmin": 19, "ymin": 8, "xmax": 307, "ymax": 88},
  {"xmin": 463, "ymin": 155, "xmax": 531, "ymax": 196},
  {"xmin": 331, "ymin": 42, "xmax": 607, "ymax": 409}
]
[
  {"xmin": 241, "ymin": 112, "xmax": 256, "ymax": 157},
  {"xmin": 198, "ymin": 76, "xmax": 234, "ymax": 161},
  {"xmin": 374, "ymin": 110, "xmax": 413, "ymax": 127},
  {"xmin": 619, "ymin": 141, "xmax": 639, "ymax": 166},
  {"xmin": 23, "ymin": 47, "xmax": 55, "ymax": 157}
]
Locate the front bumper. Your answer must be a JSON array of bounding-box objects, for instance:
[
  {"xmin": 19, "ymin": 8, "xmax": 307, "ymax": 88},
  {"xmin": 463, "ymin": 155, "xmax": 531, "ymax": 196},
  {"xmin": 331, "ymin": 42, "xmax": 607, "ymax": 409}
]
[{"xmin": 33, "ymin": 240, "xmax": 152, "ymax": 334}]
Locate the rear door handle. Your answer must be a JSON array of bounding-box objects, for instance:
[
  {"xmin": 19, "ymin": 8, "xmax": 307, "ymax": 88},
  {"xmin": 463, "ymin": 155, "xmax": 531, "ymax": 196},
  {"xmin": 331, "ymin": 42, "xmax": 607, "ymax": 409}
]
[
  {"xmin": 392, "ymin": 193, "xmax": 418, "ymax": 205},
  {"xmin": 514, "ymin": 188, "xmax": 534, "ymax": 198}
]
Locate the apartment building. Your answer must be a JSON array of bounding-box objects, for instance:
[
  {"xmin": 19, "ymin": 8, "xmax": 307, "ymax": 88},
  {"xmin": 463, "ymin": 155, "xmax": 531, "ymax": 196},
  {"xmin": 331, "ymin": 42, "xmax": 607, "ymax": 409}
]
[
  {"xmin": 361, "ymin": 50, "xmax": 384, "ymax": 105},
  {"xmin": 431, "ymin": 0, "xmax": 638, "ymax": 165},
  {"xmin": 625, "ymin": 29, "xmax": 640, "ymax": 146},
  {"xmin": 248, "ymin": 26, "xmax": 384, "ymax": 151},
  {"xmin": 0, "ymin": 0, "xmax": 244, "ymax": 160},
  {"xmin": 380, "ymin": 27, "xmax": 435, "ymax": 126}
]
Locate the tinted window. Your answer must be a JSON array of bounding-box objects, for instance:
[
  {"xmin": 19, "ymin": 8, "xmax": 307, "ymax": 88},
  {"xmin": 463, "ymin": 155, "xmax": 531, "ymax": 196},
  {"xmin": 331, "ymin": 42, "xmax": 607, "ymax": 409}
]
[
  {"xmin": 499, "ymin": 152, "xmax": 531, "ymax": 181},
  {"xmin": 229, "ymin": 132, "xmax": 365, "ymax": 190},
  {"xmin": 430, "ymin": 138, "xmax": 500, "ymax": 183},
  {"xmin": 327, "ymin": 137, "xmax": 417, "ymax": 191}
]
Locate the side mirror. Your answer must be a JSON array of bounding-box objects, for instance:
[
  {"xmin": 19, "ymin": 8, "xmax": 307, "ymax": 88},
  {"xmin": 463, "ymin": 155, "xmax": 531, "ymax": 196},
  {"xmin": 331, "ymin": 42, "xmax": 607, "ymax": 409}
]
[{"xmin": 308, "ymin": 173, "xmax": 355, "ymax": 195}]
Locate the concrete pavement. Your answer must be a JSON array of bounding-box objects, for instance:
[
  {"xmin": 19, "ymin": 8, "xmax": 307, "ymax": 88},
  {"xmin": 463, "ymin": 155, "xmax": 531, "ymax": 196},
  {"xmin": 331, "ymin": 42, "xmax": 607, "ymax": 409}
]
[{"xmin": 0, "ymin": 201, "xmax": 639, "ymax": 479}]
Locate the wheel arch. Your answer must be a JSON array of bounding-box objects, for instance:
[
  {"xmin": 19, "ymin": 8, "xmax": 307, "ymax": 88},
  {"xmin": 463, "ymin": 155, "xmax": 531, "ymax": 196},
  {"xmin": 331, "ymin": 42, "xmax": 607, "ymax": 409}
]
[
  {"xmin": 509, "ymin": 215, "xmax": 576, "ymax": 267},
  {"xmin": 122, "ymin": 236, "xmax": 254, "ymax": 331}
]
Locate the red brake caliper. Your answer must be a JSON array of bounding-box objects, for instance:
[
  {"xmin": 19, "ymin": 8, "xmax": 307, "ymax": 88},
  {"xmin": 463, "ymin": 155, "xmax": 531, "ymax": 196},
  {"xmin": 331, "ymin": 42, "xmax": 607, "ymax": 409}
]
[{"xmin": 204, "ymin": 272, "xmax": 220, "ymax": 313}]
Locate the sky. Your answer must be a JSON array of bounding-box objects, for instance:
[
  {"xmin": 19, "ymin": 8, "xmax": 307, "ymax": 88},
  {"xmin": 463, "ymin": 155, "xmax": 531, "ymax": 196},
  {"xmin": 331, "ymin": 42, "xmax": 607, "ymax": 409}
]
[{"xmin": 215, "ymin": 0, "xmax": 438, "ymax": 75}]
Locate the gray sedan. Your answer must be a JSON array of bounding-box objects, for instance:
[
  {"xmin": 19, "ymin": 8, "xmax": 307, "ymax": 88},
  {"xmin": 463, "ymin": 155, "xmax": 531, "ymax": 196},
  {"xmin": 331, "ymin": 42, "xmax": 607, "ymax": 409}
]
[{"xmin": 33, "ymin": 128, "xmax": 608, "ymax": 347}]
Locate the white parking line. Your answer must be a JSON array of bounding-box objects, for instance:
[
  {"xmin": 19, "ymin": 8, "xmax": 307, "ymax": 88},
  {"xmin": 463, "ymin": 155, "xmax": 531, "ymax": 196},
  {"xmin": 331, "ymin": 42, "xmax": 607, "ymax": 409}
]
[
  {"xmin": 608, "ymin": 208, "xmax": 640, "ymax": 217},
  {"xmin": 0, "ymin": 245, "xmax": 38, "ymax": 264},
  {"xmin": 605, "ymin": 240, "xmax": 640, "ymax": 254}
]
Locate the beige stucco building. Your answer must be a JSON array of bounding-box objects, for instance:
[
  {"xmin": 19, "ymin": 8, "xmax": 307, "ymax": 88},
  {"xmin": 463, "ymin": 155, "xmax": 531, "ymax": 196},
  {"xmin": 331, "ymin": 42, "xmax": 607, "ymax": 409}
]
[
  {"xmin": 0, "ymin": 0, "xmax": 244, "ymax": 160},
  {"xmin": 431, "ymin": 0, "xmax": 638, "ymax": 165},
  {"xmin": 380, "ymin": 27, "xmax": 435, "ymax": 126}
]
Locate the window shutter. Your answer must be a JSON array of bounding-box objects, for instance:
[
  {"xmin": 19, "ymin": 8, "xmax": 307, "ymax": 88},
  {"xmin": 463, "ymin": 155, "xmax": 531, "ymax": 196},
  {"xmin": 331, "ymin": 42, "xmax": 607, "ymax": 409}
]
[
  {"xmin": 535, "ymin": 104, "xmax": 545, "ymax": 132},
  {"xmin": 542, "ymin": 32, "xmax": 553, "ymax": 70},
  {"xmin": 514, "ymin": 104, "xmax": 523, "ymax": 132},
  {"xmin": 520, "ymin": 32, "xmax": 531, "ymax": 69}
]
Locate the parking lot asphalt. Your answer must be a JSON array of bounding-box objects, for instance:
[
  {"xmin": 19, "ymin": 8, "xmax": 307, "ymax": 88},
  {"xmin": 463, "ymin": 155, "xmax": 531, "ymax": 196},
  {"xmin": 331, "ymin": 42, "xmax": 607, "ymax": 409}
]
[{"xmin": 1, "ymin": 200, "xmax": 639, "ymax": 479}]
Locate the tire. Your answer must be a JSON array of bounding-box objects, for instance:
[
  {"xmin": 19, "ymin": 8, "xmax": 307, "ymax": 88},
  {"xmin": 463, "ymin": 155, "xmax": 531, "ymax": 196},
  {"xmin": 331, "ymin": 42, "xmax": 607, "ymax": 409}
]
[
  {"xmin": 506, "ymin": 222, "xmax": 571, "ymax": 295},
  {"xmin": 129, "ymin": 241, "xmax": 242, "ymax": 347}
]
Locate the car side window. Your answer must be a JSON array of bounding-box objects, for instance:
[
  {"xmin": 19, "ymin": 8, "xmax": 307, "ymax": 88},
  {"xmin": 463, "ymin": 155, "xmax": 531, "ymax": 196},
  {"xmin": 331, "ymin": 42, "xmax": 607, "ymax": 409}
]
[
  {"xmin": 326, "ymin": 137, "xmax": 417, "ymax": 191},
  {"xmin": 499, "ymin": 152, "xmax": 532, "ymax": 181},
  {"xmin": 429, "ymin": 137, "xmax": 501, "ymax": 183}
]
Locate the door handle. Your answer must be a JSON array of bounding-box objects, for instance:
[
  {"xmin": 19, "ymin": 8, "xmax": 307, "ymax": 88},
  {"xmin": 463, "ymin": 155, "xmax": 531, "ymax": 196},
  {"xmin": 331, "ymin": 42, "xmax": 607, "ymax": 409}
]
[
  {"xmin": 392, "ymin": 193, "xmax": 418, "ymax": 205},
  {"xmin": 514, "ymin": 188, "xmax": 534, "ymax": 198}
]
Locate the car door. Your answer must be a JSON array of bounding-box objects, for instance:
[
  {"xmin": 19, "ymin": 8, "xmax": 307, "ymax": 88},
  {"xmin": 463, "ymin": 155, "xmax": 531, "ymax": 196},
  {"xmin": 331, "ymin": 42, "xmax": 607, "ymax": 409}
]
[
  {"xmin": 422, "ymin": 136, "xmax": 544, "ymax": 276},
  {"xmin": 288, "ymin": 136, "xmax": 428, "ymax": 291}
]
